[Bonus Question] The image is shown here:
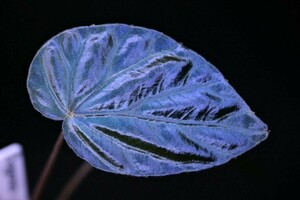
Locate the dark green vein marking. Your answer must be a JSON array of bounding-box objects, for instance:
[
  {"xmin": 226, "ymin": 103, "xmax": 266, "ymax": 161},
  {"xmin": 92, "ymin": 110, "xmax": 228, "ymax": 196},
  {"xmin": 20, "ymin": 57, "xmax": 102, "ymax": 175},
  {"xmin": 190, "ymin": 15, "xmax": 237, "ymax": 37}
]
[
  {"xmin": 203, "ymin": 107, "xmax": 214, "ymax": 121},
  {"xmin": 171, "ymin": 61, "xmax": 193, "ymax": 86},
  {"xmin": 134, "ymin": 116, "xmax": 218, "ymax": 127},
  {"xmin": 94, "ymin": 126, "xmax": 215, "ymax": 164},
  {"xmin": 205, "ymin": 92, "xmax": 221, "ymax": 102},
  {"xmin": 145, "ymin": 55, "xmax": 184, "ymax": 69},
  {"xmin": 178, "ymin": 132, "xmax": 209, "ymax": 153},
  {"xmin": 72, "ymin": 125, "xmax": 123, "ymax": 169},
  {"xmin": 195, "ymin": 106, "xmax": 209, "ymax": 120},
  {"xmin": 156, "ymin": 55, "xmax": 183, "ymax": 63},
  {"xmin": 108, "ymin": 34, "xmax": 113, "ymax": 47},
  {"xmin": 213, "ymin": 105, "xmax": 239, "ymax": 120},
  {"xmin": 152, "ymin": 109, "xmax": 174, "ymax": 117},
  {"xmin": 182, "ymin": 107, "xmax": 196, "ymax": 120}
]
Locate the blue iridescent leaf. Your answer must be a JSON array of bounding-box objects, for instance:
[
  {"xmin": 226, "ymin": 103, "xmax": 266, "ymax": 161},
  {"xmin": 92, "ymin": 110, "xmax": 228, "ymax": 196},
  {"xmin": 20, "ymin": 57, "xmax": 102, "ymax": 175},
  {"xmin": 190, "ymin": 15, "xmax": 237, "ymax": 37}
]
[{"xmin": 27, "ymin": 24, "xmax": 268, "ymax": 176}]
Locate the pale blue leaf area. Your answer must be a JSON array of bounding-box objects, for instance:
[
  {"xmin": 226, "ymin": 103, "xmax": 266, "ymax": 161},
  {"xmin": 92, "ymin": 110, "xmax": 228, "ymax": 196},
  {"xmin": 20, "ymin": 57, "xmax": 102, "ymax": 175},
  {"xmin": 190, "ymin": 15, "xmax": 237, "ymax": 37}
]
[{"xmin": 27, "ymin": 24, "xmax": 268, "ymax": 176}]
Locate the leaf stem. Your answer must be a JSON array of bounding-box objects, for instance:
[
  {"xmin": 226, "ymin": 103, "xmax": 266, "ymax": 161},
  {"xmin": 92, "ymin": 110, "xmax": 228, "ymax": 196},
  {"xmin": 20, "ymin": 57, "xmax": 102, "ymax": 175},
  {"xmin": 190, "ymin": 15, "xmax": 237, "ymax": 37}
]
[
  {"xmin": 32, "ymin": 131, "xmax": 64, "ymax": 200},
  {"xmin": 57, "ymin": 162, "xmax": 93, "ymax": 200}
]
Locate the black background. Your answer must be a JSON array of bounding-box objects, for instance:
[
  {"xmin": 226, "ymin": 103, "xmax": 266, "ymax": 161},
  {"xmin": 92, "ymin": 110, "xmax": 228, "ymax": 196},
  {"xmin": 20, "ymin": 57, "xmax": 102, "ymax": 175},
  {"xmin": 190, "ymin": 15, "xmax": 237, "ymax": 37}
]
[{"xmin": 1, "ymin": 0, "xmax": 299, "ymax": 199}]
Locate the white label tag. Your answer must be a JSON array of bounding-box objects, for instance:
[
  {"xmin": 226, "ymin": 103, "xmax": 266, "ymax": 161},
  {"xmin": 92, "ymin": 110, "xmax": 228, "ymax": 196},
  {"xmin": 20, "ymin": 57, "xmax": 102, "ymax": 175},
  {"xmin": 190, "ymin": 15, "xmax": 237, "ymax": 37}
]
[{"xmin": 0, "ymin": 143, "xmax": 29, "ymax": 200}]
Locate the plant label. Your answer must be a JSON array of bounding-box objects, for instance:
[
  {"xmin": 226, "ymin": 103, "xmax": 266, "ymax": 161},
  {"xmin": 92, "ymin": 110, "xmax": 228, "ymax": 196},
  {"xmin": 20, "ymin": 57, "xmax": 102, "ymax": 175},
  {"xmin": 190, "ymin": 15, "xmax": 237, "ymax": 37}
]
[{"xmin": 0, "ymin": 143, "xmax": 29, "ymax": 200}]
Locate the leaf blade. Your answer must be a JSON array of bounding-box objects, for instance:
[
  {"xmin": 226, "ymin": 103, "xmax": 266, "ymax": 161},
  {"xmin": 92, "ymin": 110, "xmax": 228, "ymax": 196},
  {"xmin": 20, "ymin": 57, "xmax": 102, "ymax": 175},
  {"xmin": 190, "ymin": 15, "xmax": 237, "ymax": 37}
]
[{"xmin": 28, "ymin": 24, "xmax": 268, "ymax": 176}]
